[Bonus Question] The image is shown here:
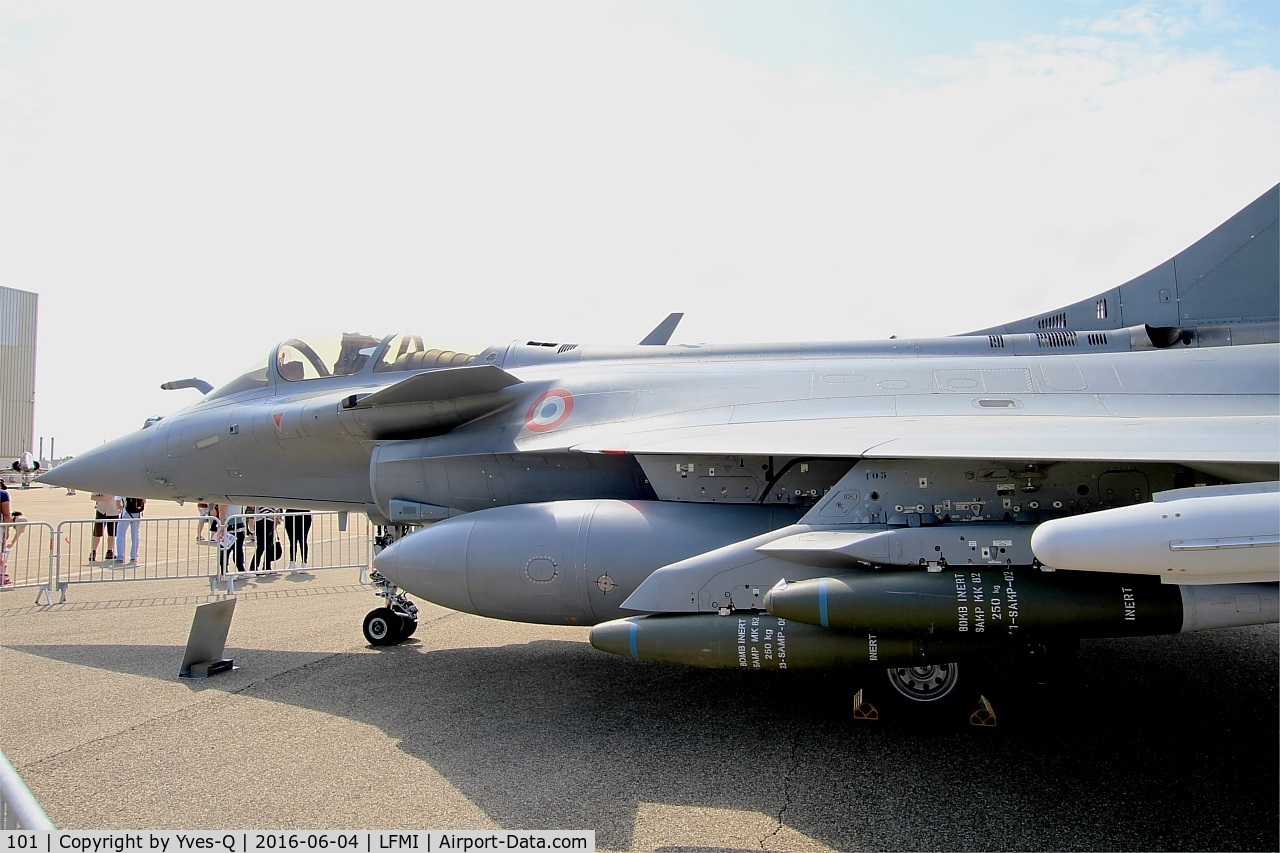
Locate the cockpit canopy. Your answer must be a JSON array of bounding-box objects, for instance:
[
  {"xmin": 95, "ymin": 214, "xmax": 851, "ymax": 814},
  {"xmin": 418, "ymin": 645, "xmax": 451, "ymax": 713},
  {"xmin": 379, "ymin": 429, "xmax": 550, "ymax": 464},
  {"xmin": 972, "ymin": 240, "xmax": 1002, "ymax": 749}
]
[{"xmin": 204, "ymin": 332, "xmax": 482, "ymax": 401}]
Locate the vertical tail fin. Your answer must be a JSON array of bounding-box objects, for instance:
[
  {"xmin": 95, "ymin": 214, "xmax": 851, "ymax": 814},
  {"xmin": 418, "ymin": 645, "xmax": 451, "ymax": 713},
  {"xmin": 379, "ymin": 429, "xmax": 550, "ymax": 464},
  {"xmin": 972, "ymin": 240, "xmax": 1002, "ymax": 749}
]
[{"xmin": 971, "ymin": 185, "xmax": 1279, "ymax": 339}]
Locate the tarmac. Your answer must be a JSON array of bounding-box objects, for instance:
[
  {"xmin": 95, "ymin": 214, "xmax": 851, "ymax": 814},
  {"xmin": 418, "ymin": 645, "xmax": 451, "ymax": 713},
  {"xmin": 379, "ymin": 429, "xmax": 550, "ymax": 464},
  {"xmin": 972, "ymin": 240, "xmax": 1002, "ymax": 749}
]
[{"xmin": 1, "ymin": 485, "xmax": 1277, "ymax": 851}]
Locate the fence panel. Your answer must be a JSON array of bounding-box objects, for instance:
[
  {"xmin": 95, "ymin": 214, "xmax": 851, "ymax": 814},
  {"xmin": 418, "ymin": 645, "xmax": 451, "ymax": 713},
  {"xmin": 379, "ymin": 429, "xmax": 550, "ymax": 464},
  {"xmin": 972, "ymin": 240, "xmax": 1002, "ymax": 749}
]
[
  {"xmin": 0, "ymin": 521, "xmax": 55, "ymax": 600},
  {"xmin": 49, "ymin": 510, "xmax": 372, "ymax": 599},
  {"xmin": 55, "ymin": 516, "xmax": 222, "ymax": 588},
  {"xmin": 212, "ymin": 511, "xmax": 372, "ymax": 592},
  {"xmin": 0, "ymin": 749, "xmax": 55, "ymax": 830}
]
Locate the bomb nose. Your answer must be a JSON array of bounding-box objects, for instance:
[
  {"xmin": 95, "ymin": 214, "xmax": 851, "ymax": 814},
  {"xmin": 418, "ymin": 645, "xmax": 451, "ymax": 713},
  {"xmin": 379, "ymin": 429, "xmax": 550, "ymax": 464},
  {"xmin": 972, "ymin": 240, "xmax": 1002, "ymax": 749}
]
[{"xmin": 588, "ymin": 617, "xmax": 640, "ymax": 659}]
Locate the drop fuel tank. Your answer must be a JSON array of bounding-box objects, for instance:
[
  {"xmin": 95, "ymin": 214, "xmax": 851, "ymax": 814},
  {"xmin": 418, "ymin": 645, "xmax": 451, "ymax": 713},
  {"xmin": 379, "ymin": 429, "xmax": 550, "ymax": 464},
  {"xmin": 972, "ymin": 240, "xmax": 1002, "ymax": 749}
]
[
  {"xmin": 373, "ymin": 499, "xmax": 804, "ymax": 625},
  {"xmin": 1031, "ymin": 482, "xmax": 1280, "ymax": 584}
]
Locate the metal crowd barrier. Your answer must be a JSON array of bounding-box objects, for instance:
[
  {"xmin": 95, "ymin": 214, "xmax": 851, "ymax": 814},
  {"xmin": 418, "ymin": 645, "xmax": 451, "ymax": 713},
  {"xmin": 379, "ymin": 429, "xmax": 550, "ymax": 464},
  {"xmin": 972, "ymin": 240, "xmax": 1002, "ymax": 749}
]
[
  {"xmin": 0, "ymin": 748, "xmax": 54, "ymax": 829},
  {"xmin": 0, "ymin": 521, "xmax": 55, "ymax": 603},
  {"xmin": 39, "ymin": 510, "xmax": 372, "ymax": 602},
  {"xmin": 211, "ymin": 511, "xmax": 372, "ymax": 593}
]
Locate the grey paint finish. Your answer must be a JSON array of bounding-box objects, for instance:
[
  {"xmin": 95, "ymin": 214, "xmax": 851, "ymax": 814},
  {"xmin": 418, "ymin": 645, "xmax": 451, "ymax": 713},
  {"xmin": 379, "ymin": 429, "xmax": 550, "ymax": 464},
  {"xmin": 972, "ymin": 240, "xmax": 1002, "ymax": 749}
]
[
  {"xmin": 36, "ymin": 185, "xmax": 1280, "ymax": 697},
  {"xmin": 973, "ymin": 184, "xmax": 1279, "ymax": 335}
]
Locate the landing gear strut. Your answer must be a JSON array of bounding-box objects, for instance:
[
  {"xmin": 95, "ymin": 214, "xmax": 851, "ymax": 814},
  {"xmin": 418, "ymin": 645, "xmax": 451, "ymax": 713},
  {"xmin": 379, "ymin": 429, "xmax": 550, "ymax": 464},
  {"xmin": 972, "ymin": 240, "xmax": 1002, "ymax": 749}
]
[
  {"xmin": 362, "ymin": 525, "xmax": 419, "ymax": 646},
  {"xmin": 363, "ymin": 568, "xmax": 419, "ymax": 645}
]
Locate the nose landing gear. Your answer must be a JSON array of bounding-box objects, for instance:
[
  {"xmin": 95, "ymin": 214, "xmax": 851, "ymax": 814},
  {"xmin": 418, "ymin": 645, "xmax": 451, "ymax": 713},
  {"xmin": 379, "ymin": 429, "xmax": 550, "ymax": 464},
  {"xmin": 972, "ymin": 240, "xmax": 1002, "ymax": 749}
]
[
  {"xmin": 362, "ymin": 525, "xmax": 420, "ymax": 646},
  {"xmin": 363, "ymin": 567, "xmax": 420, "ymax": 646}
]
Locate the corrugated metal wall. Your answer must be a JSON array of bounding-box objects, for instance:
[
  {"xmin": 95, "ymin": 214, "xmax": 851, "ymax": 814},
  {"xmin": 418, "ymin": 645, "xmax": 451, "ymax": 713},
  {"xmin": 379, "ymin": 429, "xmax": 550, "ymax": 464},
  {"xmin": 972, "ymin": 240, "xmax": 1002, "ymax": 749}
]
[{"xmin": 0, "ymin": 286, "xmax": 39, "ymax": 460}]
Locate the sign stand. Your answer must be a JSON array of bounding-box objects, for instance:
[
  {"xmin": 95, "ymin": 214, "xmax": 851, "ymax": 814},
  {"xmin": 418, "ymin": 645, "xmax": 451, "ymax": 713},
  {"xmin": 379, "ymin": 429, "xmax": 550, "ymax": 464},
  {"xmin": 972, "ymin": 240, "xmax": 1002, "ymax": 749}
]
[{"xmin": 179, "ymin": 598, "xmax": 238, "ymax": 679}]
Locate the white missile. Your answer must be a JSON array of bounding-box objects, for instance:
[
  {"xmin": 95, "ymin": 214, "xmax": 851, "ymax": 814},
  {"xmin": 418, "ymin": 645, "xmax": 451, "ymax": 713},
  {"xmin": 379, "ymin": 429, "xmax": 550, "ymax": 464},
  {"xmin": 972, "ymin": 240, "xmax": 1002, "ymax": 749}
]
[{"xmin": 1031, "ymin": 482, "xmax": 1280, "ymax": 584}]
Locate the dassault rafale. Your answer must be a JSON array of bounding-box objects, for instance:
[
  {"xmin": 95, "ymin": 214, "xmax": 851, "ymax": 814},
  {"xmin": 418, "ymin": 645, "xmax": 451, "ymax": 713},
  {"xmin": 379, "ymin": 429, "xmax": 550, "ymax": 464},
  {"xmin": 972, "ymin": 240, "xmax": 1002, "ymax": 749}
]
[{"xmin": 41, "ymin": 186, "xmax": 1280, "ymax": 713}]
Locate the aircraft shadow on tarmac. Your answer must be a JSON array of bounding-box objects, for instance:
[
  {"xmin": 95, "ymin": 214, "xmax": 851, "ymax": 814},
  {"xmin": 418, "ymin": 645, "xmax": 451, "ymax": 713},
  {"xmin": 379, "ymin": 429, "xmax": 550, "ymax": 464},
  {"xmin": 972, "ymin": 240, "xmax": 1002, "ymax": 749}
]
[{"xmin": 11, "ymin": 626, "xmax": 1278, "ymax": 851}]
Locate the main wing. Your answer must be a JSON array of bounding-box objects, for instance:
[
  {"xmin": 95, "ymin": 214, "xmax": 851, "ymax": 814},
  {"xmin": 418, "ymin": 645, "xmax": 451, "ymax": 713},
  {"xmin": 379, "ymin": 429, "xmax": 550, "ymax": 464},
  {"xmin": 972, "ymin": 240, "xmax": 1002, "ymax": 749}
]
[
  {"xmin": 547, "ymin": 341, "xmax": 1280, "ymax": 470},
  {"xmin": 570, "ymin": 413, "xmax": 1279, "ymax": 467}
]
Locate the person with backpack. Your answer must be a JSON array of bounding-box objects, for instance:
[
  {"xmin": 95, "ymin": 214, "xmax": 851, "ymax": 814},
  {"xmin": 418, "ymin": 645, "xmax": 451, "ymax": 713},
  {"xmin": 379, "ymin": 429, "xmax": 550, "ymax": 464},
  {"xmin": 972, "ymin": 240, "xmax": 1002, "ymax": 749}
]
[{"xmin": 114, "ymin": 496, "xmax": 146, "ymax": 565}]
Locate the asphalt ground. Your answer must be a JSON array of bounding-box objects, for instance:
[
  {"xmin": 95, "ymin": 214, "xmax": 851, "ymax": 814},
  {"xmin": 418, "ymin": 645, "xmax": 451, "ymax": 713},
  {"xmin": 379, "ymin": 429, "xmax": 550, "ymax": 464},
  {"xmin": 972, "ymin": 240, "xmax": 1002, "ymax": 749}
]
[{"xmin": 1, "ymin": 485, "xmax": 1277, "ymax": 851}]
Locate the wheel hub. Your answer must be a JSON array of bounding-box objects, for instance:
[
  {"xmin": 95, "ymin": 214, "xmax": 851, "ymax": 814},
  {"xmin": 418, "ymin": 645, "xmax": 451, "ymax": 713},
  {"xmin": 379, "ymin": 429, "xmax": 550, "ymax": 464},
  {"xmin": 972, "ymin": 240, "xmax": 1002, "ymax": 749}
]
[{"xmin": 886, "ymin": 663, "xmax": 960, "ymax": 702}]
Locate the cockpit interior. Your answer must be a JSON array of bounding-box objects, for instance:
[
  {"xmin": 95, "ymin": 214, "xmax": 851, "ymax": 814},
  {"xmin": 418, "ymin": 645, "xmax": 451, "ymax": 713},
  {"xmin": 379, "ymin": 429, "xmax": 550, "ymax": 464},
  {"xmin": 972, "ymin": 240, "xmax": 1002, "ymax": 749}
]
[{"xmin": 204, "ymin": 332, "xmax": 482, "ymax": 401}]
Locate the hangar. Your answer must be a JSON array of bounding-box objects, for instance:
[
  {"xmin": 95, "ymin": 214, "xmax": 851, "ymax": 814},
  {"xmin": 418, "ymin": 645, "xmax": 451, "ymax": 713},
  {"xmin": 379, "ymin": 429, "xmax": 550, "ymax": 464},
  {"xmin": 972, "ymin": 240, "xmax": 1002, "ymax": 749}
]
[{"xmin": 1, "ymin": 285, "xmax": 38, "ymax": 466}]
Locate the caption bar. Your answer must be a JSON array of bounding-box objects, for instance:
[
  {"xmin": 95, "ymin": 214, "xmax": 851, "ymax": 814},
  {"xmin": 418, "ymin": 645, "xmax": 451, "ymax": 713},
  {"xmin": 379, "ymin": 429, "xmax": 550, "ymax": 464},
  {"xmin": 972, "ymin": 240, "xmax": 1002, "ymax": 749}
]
[{"xmin": 2, "ymin": 833, "xmax": 594, "ymax": 853}]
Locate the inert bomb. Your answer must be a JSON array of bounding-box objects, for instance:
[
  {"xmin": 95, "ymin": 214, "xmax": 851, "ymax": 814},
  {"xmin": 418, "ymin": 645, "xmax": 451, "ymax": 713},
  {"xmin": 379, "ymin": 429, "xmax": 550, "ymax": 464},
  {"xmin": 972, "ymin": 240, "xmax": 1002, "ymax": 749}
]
[
  {"xmin": 763, "ymin": 569, "xmax": 1187, "ymax": 638},
  {"xmin": 589, "ymin": 612, "xmax": 999, "ymax": 670}
]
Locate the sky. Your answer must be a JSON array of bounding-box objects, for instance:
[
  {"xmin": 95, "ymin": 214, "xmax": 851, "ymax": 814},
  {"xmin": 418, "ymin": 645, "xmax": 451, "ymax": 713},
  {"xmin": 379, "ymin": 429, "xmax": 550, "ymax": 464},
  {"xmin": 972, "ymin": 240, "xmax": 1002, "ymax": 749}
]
[{"xmin": 2, "ymin": 0, "xmax": 1277, "ymax": 456}]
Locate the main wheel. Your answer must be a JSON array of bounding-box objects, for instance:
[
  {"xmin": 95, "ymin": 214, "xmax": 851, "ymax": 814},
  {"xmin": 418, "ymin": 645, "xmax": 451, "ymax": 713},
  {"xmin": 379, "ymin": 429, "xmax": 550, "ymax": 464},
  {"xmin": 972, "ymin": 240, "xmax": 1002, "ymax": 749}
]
[
  {"xmin": 885, "ymin": 662, "xmax": 961, "ymax": 704},
  {"xmin": 363, "ymin": 608, "xmax": 401, "ymax": 646}
]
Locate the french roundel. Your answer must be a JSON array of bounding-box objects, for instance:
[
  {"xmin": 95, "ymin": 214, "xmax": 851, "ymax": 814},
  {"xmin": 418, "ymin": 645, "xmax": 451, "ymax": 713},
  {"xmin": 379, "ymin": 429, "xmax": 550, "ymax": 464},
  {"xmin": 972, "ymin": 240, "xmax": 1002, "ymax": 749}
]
[{"xmin": 525, "ymin": 388, "xmax": 575, "ymax": 433}]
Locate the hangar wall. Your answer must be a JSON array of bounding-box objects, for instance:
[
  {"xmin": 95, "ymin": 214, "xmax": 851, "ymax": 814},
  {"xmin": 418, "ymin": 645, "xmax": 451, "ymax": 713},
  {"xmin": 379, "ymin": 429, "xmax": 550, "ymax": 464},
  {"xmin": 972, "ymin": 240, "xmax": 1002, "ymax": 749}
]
[{"xmin": 0, "ymin": 286, "xmax": 39, "ymax": 461}]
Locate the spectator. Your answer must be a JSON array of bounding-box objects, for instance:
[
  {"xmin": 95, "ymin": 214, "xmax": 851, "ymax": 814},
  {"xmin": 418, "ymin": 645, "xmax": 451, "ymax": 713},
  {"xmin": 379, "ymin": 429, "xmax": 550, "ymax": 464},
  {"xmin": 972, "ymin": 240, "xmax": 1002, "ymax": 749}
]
[
  {"xmin": 283, "ymin": 508, "xmax": 313, "ymax": 570},
  {"xmin": 195, "ymin": 502, "xmax": 212, "ymax": 541},
  {"xmin": 215, "ymin": 503, "xmax": 247, "ymax": 573},
  {"xmin": 114, "ymin": 497, "xmax": 146, "ymax": 565},
  {"xmin": 89, "ymin": 493, "xmax": 121, "ymax": 562},
  {"xmin": 248, "ymin": 506, "xmax": 282, "ymax": 572},
  {"xmin": 1, "ymin": 510, "xmax": 24, "ymax": 584}
]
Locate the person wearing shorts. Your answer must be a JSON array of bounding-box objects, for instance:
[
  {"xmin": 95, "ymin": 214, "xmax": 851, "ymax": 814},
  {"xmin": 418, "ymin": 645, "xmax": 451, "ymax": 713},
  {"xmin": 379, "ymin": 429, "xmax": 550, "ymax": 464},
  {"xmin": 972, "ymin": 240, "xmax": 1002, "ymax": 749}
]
[
  {"xmin": 196, "ymin": 502, "xmax": 212, "ymax": 541},
  {"xmin": 90, "ymin": 493, "xmax": 121, "ymax": 562}
]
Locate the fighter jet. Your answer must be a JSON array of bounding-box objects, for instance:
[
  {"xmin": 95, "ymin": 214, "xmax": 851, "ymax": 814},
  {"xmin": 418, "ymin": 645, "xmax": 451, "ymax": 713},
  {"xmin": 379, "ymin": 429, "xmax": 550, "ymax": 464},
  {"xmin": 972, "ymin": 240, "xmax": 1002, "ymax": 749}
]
[
  {"xmin": 41, "ymin": 185, "xmax": 1280, "ymax": 710},
  {"xmin": 10, "ymin": 451, "xmax": 40, "ymax": 489}
]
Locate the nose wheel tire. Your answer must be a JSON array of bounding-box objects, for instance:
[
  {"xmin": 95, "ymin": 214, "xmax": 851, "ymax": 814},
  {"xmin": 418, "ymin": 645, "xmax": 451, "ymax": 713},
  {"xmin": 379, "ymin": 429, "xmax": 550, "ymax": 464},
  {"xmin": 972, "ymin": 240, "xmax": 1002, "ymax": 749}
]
[
  {"xmin": 886, "ymin": 663, "xmax": 961, "ymax": 703},
  {"xmin": 364, "ymin": 607, "xmax": 419, "ymax": 645},
  {"xmin": 363, "ymin": 608, "xmax": 401, "ymax": 646},
  {"xmin": 365, "ymin": 565, "xmax": 420, "ymax": 646}
]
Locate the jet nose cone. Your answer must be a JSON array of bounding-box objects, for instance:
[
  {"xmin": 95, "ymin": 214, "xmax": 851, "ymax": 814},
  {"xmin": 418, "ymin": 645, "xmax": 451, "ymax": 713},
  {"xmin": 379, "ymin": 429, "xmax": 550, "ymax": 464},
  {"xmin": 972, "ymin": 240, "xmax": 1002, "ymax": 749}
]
[{"xmin": 35, "ymin": 431, "xmax": 156, "ymax": 498}]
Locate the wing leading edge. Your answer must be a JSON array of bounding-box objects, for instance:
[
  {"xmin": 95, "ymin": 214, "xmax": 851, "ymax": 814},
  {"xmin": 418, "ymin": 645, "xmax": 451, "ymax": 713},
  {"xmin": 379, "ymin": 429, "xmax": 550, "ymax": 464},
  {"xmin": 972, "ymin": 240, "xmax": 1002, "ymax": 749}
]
[{"xmin": 572, "ymin": 413, "xmax": 1279, "ymax": 467}]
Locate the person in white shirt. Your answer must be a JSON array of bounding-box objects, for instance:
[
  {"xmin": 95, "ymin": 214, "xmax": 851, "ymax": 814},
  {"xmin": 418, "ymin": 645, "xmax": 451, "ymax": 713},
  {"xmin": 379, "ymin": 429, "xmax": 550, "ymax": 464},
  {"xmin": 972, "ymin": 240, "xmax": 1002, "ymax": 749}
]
[
  {"xmin": 89, "ymin": 493, "xmax": 122, "ymax": 562},
  {"xmin": 215, "ymin": 504, "xmax": 247, "ymax": 572}
]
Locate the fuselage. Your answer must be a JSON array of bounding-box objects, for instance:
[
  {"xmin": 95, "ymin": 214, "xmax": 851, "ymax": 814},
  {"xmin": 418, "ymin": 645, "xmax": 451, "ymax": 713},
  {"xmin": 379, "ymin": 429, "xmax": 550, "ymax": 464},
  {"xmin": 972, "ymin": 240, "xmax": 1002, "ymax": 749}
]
[{"xmin": 43, "ymin": 329, "xmax": 1280, "ymax": 525}]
